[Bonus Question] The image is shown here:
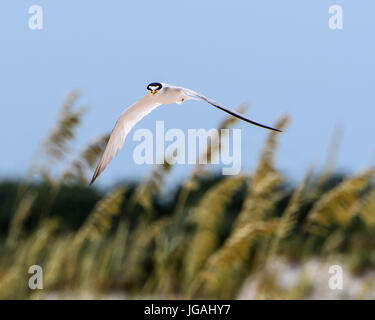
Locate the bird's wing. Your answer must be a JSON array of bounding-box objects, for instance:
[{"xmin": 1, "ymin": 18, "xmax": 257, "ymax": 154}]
[
  {"xmin": 171, "ymin": 85, "xmax": 281, "ymax": 132},
  {"xmin": 90, "ymin": 95, "xmax": 161, "ymax": 184}
]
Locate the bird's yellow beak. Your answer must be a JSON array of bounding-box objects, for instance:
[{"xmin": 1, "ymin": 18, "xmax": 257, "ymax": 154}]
[{"xmin": 151, "ymin": 90, "xmax": 157, "ymax": 96}]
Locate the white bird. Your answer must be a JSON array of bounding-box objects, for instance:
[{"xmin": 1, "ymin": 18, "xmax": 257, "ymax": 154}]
[{"xmin": 90, "ymin": 82, "xmax": 281, "ymax": 184}]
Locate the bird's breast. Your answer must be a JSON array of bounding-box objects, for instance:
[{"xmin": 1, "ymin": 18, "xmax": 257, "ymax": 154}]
[{"xmin": 157, "ymin": 88, "xmax": 182, "ymax": 105}]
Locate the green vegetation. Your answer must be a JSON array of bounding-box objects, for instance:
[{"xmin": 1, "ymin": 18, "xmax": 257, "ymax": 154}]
[{"xmin": 1, "ymin": 91, "xmax": 374, "ymax": 299}]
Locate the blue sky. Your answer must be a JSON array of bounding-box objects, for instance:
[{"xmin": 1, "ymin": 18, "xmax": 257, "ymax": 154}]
[{"xmin": 1, "ymin": 1, "xmax": 374, "ymax": 186}]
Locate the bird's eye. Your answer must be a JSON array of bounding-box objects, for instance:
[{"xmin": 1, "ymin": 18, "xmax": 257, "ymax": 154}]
[{"xmin": 147, "ymin": 82, "xmax": 162, "ymax": 91}]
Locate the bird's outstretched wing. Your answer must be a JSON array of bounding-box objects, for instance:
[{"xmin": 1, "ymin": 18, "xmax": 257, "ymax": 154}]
[
  {"xmin": 173, "ymin": 85, "xmax": 282, "ymax": 132},
  {"xmin": 90, "ymin": 95, "xmax": 161, "ymax": 185}
]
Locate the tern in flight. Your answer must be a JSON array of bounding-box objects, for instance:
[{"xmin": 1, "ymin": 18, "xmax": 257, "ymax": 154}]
[{"xmin": 90, "ymin": 82, "xmax": 281, "ymax": 184}]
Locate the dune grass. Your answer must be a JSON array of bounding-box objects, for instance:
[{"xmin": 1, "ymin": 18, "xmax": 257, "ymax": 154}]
[{"xmin": 1, "ymin": 91, "xmax": 375, "ymax": 299}]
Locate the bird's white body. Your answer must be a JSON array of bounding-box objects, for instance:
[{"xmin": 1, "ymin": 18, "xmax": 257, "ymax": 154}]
[
  {"xmin": 90, "ymin": 82, "xmax": 280, "ymax": 184},
  {"xmin": 152, "ymin": 86, "xmax": 185, "ymax": 104}
]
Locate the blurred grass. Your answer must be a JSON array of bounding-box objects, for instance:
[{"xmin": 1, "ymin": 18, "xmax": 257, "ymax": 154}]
[{"xmin": 1, "ymin": 91, "xmax": 375, "ymax": 299}]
